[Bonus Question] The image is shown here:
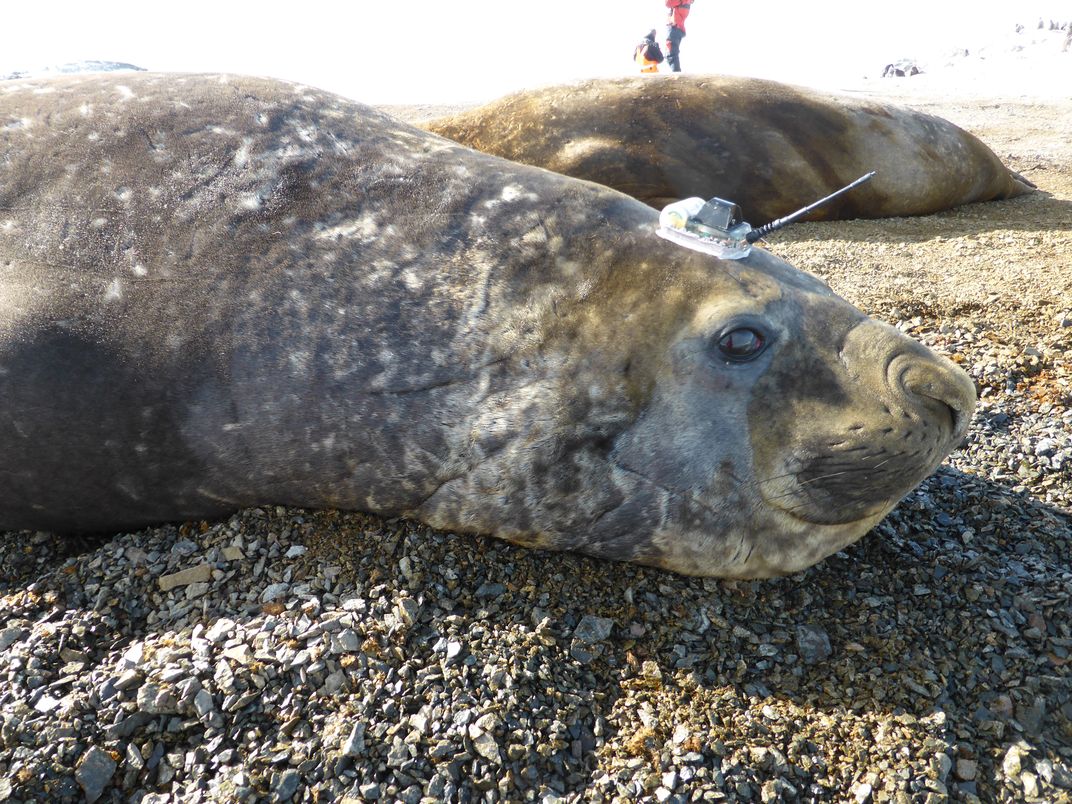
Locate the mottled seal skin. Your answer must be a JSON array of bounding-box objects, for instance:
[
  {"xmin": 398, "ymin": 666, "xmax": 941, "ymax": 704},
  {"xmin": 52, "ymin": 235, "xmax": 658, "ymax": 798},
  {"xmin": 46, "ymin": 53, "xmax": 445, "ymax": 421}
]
[
  {"xmin": 425, "ymin": 74, "xmax": 1035, "ymax": 222},
  {"xmin": 0, "ymin": 73, "xmax": 976, "ymax": 578}
]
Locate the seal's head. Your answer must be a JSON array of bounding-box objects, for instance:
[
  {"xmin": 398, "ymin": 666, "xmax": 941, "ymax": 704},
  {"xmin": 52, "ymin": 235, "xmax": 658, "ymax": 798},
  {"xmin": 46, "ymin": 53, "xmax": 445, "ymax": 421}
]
[
  {"xmin": 416, "ymin": 204, "xmax": 976, "ymax": 579},
  {"xmin": 602, "ymin": 244, "xmax": 976, "ymax": 577}
]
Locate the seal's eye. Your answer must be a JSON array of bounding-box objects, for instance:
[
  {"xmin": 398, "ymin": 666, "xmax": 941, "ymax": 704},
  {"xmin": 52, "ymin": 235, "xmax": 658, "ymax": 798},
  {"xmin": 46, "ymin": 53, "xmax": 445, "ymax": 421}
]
[{"xmin": 717, "ymin": 327, "xmax": 766, "ymax": 362}]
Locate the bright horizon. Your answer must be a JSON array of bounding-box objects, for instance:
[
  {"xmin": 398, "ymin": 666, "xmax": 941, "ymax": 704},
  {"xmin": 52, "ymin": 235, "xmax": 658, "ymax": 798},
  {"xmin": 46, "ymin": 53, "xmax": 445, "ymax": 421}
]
[{"xmin": 2, "ymin": 1, "xmax": 1069, "ymax": 104}]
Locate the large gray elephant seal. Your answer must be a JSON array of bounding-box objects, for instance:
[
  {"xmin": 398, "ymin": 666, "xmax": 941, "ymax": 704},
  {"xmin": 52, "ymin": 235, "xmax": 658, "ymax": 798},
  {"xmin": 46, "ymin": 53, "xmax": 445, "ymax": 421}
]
[
  {"xmin": 0, "ymin": 73, "xmax": 975, "ymax": 578},
  {"xmin": 425, "ymin": 74, "xmax": 1034, "ymax": 221}
]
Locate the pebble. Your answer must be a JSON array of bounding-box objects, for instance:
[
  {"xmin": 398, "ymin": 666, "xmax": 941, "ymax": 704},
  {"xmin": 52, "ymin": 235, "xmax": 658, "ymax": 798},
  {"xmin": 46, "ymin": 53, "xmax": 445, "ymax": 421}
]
[
  {"xmin": 573, "ymin": 614, "xmax": 614, "ymax": 644},
  {"xmin": 795, "ymin": 624, "xmax": 833, "ymax": 664},
  {"xmin": 157, "ymin": 562, "xmax": 213, "ymax": 591},
  {"xmin": 75, "ymin": 746, "xmax": 116, "ymax": 803},
  {"xmin": 341, "ymin": 723, "xmax": 366, "ymax": 756},
  {"xmin": 956, "ymin": 758, "xmax": 978, "ymax": 781},
  {"xmin": 1003, "ymin": 743, "xmax": 1027, "ymax": 777},
  {"xmin": 261, "ymin": 582, "xmax": 290, "ymax": 602},
  {"xmin": 0, "ymin": 627, "xmax": 25, "ymax": 652},
  {"xmin": 273, "ymin": 768, "xmax": 301, "ymax": 801}
]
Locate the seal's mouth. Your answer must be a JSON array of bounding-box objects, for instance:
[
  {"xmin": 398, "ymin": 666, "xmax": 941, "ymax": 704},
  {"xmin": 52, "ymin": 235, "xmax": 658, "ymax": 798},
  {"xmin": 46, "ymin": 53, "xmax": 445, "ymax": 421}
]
[{"xmin": 759, "ymin": 429, "xmax": 954, "ymax": 526}]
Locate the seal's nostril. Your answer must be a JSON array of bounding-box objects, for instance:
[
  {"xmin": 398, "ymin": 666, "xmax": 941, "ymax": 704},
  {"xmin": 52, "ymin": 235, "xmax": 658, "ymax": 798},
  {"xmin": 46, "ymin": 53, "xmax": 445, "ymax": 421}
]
[
  {"xmin": 943, "ymin": 401, "xmax": 962, "ymax": 435},
  {"xmin": 897, "ymin": 359, "xmax": 976, "ymax": 438}
]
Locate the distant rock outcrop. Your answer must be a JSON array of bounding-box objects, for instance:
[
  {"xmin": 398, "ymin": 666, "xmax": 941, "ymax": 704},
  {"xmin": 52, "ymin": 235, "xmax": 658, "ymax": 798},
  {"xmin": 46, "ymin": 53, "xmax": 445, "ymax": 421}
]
[
  {"xmin": 882, "ymin": 59, "xmax": 922, "ymax": 78},
  {"xmin": 1, "ymin": 61, "xmax": 145, "ymax": 81}
]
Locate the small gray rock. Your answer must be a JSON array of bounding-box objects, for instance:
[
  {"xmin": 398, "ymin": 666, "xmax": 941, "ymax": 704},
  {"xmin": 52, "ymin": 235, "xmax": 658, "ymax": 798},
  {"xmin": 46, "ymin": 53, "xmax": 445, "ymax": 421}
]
[
  {"xmin": 272, "ymin": 768, "xmax": 301, "ymax": 802},
  {"xmin": 0, "ymin": 628, "xmax": 26, "ymax": 652},
  {"xmin": 795, "ymin": 624, "xmax": 833, "ymax": 664},
  {"xmin": 193, "ymin": 688, "xmax": 215, "ymax": 718},
  {"xmin": 76, "ymin": 746, "xmax": 116, "ymax": 804},
  {"xmin": 157, "ymin": 563, "xmax": 213, "ymax": 592},
  {"xmin": 387, "ymin": 738, "xmax": 410, "ymax": 767},
  {"xmin": 334, "ymin": 629, "xmax": 361, "ymax": 652},
  {"xmin": 261, "ymin": 582, "xmax": 290, "ymax": 602},
  {"xmin": 573, "ymin": 615, "xmax": 614, "ymax": 644},
  {"xmin": 125, "ymin": 742, "xmax": 145, "ymax": 772},
  {"xmin": 341, "ymin": 723, "xmax": 365, "ymax": 756},
  {"xmin": 204, "ymin": 617, "xmax": 236, "ymax": 644},
  {"xmin": 136, "ymin": 683, "xmax": 180, "ymax": 715},
  {"xmin": 470, "ymin": 730, "xmax": 501, "ymax": 763}
]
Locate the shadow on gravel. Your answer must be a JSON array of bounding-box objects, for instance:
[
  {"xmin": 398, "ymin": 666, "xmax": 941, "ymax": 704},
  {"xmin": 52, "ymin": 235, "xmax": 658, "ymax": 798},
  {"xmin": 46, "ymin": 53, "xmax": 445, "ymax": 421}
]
[{"xmin": 2, "ymin": 461, "xmax": 1068, "ymax": 801}]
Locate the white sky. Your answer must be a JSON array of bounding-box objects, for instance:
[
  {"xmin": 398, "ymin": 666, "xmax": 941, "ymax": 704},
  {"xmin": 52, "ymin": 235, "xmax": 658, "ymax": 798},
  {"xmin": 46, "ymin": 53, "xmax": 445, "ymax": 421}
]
[{"xmin": 1, "ymin": 1, "xmax": 1069, "ymax": 104}]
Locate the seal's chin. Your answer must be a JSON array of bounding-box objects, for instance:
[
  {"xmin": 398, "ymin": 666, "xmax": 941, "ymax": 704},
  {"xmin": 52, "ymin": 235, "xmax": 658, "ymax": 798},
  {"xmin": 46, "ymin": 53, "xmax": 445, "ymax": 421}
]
[
  {"xmin": 765, "ymin": 493, "xmax": 893, "ymax": 528},
  {"xmin": 738, "ymin": 504, "xmax": 892, "ymax": 579}
]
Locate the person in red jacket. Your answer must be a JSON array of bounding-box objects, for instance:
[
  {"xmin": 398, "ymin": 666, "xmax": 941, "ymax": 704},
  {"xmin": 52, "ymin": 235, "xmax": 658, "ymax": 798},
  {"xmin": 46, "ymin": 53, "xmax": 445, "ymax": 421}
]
[{"xmin": 665, "ymin": 0, "xmax": 693, "ymax": 72}]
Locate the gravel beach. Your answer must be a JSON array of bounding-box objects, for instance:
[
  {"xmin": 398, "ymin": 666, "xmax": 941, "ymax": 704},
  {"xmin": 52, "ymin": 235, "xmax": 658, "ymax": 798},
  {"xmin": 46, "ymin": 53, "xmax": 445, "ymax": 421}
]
[{"xmin": 1, "ymin": 78, "xmax": 1070, "ymax": 803}]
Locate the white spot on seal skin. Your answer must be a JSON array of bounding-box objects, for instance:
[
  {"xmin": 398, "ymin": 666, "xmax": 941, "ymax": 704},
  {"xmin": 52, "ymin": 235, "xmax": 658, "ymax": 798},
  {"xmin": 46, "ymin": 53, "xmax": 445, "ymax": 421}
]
[
  {"xmin": 288, "ymin": 351, "xmax": 311, "ymax": 373},
  {"xmin": 104, "ymin": 278, "xmax": 123, "ymax": 301},
  {"xmin": 501, "ymin": 184, "xmax": 526, "ymax": 202},
  {"xmin": 233, "ymin": 138, "xmax": 253, "ymax": 168},
  {"xmin": 131, "ymin": 264, "xmax": 148, "ymax": 277},
  {"xmin": 484, "ymin": 184, "xmax": 540, "ymax": 209},
  {"xmin": 401, "ymin": 268, "xmax": 424, "ymax": 291},
  {"xmin": 114, "ymin": 187, "xmax": 132, "ymax": 204},
  {"xmin": 238, "ymin": 194, "xmax": 262, "ymax": 211},
  {"xmin": 316, "ymin": 216, "xmax": 379, "ymax": 242}
]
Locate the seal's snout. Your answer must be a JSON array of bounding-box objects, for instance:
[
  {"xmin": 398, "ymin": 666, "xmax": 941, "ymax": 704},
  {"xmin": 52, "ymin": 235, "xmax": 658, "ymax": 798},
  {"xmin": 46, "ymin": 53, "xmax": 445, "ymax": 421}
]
[
  {"xmin": 752, "ymin": 317, "xmax": 979, "ymax": 540},
  {"xmin": 892, "ymin": 352, "xmax": 977, "ymax": 441}
]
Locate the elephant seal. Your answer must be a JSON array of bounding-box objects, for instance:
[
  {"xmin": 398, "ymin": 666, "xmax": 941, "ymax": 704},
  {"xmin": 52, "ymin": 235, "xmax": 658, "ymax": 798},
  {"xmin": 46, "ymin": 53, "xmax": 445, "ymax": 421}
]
[
  {"xmin": 425, "ymin": 74, "xmax": 1034, "ymax": 222},
  {"xmin": 0, "ymin": 73, "xmax": 976, "ymax": 578}
]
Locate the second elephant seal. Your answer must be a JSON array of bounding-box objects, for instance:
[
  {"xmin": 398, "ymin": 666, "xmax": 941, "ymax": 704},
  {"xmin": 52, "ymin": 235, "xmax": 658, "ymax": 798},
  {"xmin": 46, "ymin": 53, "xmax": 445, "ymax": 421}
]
[{"xmin": 425, "ymin": 74, "xmax": 1034, "ymax": 221}]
